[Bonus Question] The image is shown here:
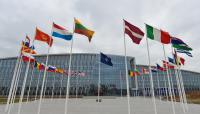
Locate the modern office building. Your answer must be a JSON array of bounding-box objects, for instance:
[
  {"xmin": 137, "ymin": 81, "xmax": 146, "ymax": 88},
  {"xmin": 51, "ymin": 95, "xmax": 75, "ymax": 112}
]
[{"xmin": 0, "ymin": 53, "xmax": 200, "ymax": 97}]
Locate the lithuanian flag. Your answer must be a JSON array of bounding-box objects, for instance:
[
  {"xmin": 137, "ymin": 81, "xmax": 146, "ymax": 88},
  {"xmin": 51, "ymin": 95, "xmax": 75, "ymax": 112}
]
[{"xmin": 74, "ymin": 18, "xmax": 94, "ymax": 42}]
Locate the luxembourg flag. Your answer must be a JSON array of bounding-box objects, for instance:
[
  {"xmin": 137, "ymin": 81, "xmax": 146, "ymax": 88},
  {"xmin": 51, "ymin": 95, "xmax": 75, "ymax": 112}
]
[{"xmin": 52, "ymin": 23, "xmax": 73, "ymax": 40}]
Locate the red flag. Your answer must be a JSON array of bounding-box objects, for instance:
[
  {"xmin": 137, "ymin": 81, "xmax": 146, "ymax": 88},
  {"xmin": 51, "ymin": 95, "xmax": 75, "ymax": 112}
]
[
  {"xmin": 22, "ymin": 52, "xmax": 35, "ymax": 63},
  {"xmin": 124, "ymin": 20, "xmax": 144, "ymax": 44},
  {"xmin": 35, "ymin": 28, "xmax": 53, "ymax": 47},
  {"xmin": 163, "ymin": 60, "xmax": 175, "ymax": 69}
]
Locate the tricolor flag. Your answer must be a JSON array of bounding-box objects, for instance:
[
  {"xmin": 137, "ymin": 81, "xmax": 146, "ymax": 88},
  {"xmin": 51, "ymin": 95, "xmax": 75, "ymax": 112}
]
[
  {"xmin": 124, "ymin": 20, "xmax": 144, "ymax": 44},
  {"xmin": 47, "ymin": 65, "xmax": 56, "ymax": 72},
  {"xmin": 171, "ymin": 37, "xmax": 192, "ymax": 51},
  {"xmin": 52, "ymin": 23, "xmax": 73, "ymax": 41},
  {"xmin": 146, "ymin": 24, "xmax": 170, "ymax": 44},
  {"xmin": 74, "ymin": 18, "xmax": 94, "ymax": 42}
]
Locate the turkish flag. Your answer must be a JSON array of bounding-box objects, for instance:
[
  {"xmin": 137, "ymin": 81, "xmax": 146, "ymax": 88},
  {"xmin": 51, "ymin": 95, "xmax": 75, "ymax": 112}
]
[{"xmin": 35, "ymin": 28, "xmax": 53, "ymax": 47}]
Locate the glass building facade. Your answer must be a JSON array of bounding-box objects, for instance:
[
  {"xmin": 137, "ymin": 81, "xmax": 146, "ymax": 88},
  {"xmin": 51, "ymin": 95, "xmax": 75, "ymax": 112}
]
[{"xmin": 0, "ymin": 53, "xmax": 200, "ymax": 97}]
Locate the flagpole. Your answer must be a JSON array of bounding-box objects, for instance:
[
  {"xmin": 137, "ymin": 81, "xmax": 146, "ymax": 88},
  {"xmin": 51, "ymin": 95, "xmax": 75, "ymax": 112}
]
[
  {"xmin": 35, "ymin": 70, "xmax": 42, "ymax": 101},
  {"xmin": 171, "ymin": 46, "xmax": 185, "ymax": 112},
  {"xmin": 156, "ymin": 71, "xmax": 161, "ymax": 100},
  {"xmin": 119, "ymin": 70, "xmax": 123, "ymax": 98},
  {"xmin": 97, "ymin": 53, "xmax": 101, "ymax": 102},
  {"xmin": 177, "ymin": 66, "xmax": 188, "ymax": 111},
  {"xmin": 75, "ymin": 67, "xmax": 79, "ymax": 100},
  {"xmin": 5, "ymin": 49, "xmax": 22, "ymax": 112},
  {"xmin": 134, "ymin": 62, "xmax": 138, "ymax": 96},
  {"xmin": 64, "ymin": 33, "xmax": 74, "ymax": 114},
  {"xmin": 162, "ymin": 44, "xmax": 176, "ymax": 114},
  {"xmin": 59, "ymin": 73, "xmax": 64, "ymax": 99},
  {"xmin": 51, "ymin": 72, "xmax": 56, "ymax": 101},
  {"xmin": 26, "ymin": 68, "xmax": 34, "ymax": 103},
  {"xmin": 162, "ymin": 71, "xmax": 169, "ymax": 101},
  {"xmin": 141, "ymin": 72, "xmax": 146, "ymax": 99},
  {"xmin": 7, "ymin": 56, "xmax": 23, "ymax": 114},
  {"xmin": 123, "ymin": 21, "xmax": 131, "ymax": 114},
  {"xmin": 169, "ymin": 69, "xmax": 176, "ymax": 103},
  {"xmin": 18, "ymin": 38, "xmax": 35, "ymax": 114},
  {"xmin": 145, "ymin": 33, "xmax": 158, "ymax": 114},
  {"xmin": 37, "ymin": 33, "xmax": 52, "ymax": 114}
]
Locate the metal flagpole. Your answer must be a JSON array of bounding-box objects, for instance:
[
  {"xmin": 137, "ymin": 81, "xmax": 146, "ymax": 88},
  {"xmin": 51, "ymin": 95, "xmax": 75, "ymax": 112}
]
[
  {"xmin": 75, "ymin": 67, "xmax": 79, "ymax": 99},
  {"xmin": 171, "ymin": 46, "xmax": 185, "ymax": 112},
  {"xmin": 162, "ymin": 44, "xmax": 176, "ymax": 114},
  {"xmin": 123, "ymin": 22, "xmax": 131, "ymax": 114},
  {"xmin": 119, "ymin": 70, "xmax": 123, "ymax": 98},
  {"xmin": 141, "ymin": 72, "xmax": 146, "ymax": 99},
  {"xmin": 51, "ymin": 72, "xmax": 56, "ymax": 101},
  {"xmin": 59, "ymin": 73, "xmax": 64, "ymax": 99},
  {"xmin": 37, "ymin": 36, "xmax": 52, "ymax": 114},
  {"xmin": 177, "ymin": 67, "xmax": 188, "ymax": 111},
  {"xmin": 43, "ymin": 72, "xmax": 48, "ymax": 98},
  {"xmin": 156, "ymin": 71, "xmax": 161, "ymax": 100},
  {"xmin": 5, "ymin": 51, "xmax": 22, "ymax": 112},
  {"xmin": 97, "ymin": 54, "xmax": 101, "ymax": 102},
  {"xmin": 134, "ymin": 62, "xmax": 138, "ymax": 96},
  {"xmin": 145, "ymin": 35, "xmax": 158, "ymax": 114},
  {"xmin": 64, "ymin": 38, "xmax": 74, "ymax": 114},
  {"xmin": 174, "ymin": 68, "xmax": 185, "ymax": 112},
  {"xmin": 18, "ymin": 38, "xmax": 35, "ymax": 114},
  {"xmin": 162, "ymin": 71, "xmax": 169, "ymax": 101},
  {"xmin": 168, "ymin": 69, "xmax": 176, "ymax": 103},
  {"xmin": 26, "ymin": 68, "xmax": 34, "ymax": 103},
  {"xmin": 35, "ymin": 70, "xmax": 42, "ymax": 101},
  {"xmin": 7, "ymin": 57, "xmax": 23, "ymax": 114}
]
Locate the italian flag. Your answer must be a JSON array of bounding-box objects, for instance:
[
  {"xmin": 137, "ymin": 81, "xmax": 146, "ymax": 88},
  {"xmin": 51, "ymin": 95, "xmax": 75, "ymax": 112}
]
[{"xmin": 146, "ymin": 24, "xmax": 170, "ymax": 44}]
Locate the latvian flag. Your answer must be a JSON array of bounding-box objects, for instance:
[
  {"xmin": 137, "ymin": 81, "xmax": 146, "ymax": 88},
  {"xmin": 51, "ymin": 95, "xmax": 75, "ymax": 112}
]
[
  {"xmin": 124, "ymin": 20, "xmax": 144, "ymax": 44},
  {"xmin": 146, "ymin": 24, "xmax": 170, "ymax": 44},
  {"xmin": 52, "ymin": 23, "xmax": 73, "ymax": 41}
]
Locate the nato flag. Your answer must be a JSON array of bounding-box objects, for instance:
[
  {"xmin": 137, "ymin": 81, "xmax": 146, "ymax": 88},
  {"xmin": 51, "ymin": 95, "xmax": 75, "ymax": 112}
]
[{"xmin": 100, "ymin": 52, "xmax": 113, "ymax": 66}]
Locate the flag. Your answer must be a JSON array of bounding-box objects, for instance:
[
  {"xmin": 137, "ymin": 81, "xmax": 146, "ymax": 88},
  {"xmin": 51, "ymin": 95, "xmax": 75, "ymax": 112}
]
[
  {"xmin": 174, "ymin": 50, "xmax": 185, "ymax": 66},
  {"xmin": 171, "ymin": 37, "xmax": 192, "ymax": 51},
  {"xmin": 151, "ymin": 66, "xmax": 158, "ymax": 72},
  {"xmin": 124, "ymin": 20, "xmax": 144, "ymax": 44},
  {"xmin": 52, "ymin": 23, "xmax": 73, "ymax": 40},
  {"xmin": 176, "ymin": 49, "xmax": 193, "ymax": 57},
  {"xmin": 128, "ymin": 70, "xmax": 135, "ymax": 77},
  {"xmin": 74, "ymin": 18, "xmax": 94, "ymax": 42},
  {"xmin": 156, "ymin": 64, "xmax": 166, "ymax": 71},
  {"xmin": 168, "ymin": 57, "xmax": 176, "ymax": 64},
  {"xmin": 78, "ymin": 71, "xmax": 86, "ymax": 77},
  {"xmin": 135, "ymin": 69, "xmax": 141, "ymax": 76},
  {"xmin": 146, "ymin": 24, "xmax": 170, "ymax": 44},
  {"xmin": 100, "ymin": 52, "xmax": 113, "ymax": 66},
  {"xmin": 21, "ymin": 43, "xmax": 37, "ymax": 54},
  {"xmin": 163, "ymin": 60, "xmax": 175, "ymax": 69},
  {"xmin": 34, "ymin": 61, "xmax": 45, "ymax": 70},
  {"xmin": 142, "ymin": 67, "xmax": 149, "ymax": 74},
  {"xmin": 47, "ymin": 65, "xmax": 56, "ymax": 72},
  {"xmin": 21, "ymin": 52, "xmax": 35, "ymax": 63},
  {"xmin": 56, "ymin": 68, "xmax": 64, "ymax": 74},
  {"xmin": 25, "ymin": 35, "xmax": 30, "ymax": 45},
  {"xmin": 35, "ymin": 28, "xmax": 53, "ymax": 47}
]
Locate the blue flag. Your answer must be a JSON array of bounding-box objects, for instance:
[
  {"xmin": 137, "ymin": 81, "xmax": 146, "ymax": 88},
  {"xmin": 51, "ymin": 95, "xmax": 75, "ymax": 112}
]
[
  {"xmin": 100, "ymin": 52, "xmax": 113, "ymax": 66},
  {"xmin": 168, "ymin": 57, "xmax": 175, "ymax": 64}
]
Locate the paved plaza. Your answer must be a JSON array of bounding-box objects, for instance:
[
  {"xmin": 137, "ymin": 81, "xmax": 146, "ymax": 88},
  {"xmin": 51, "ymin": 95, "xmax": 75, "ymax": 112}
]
[{"xmin": 1, "ymin": 97, "xmax": 200, "ymax": 114}]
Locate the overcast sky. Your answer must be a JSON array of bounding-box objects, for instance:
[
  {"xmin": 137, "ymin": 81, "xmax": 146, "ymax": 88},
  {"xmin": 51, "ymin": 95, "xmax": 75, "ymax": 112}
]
[{"xmin": 0, "ymin": 0, "xmax": 199, "ymax": 72}]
